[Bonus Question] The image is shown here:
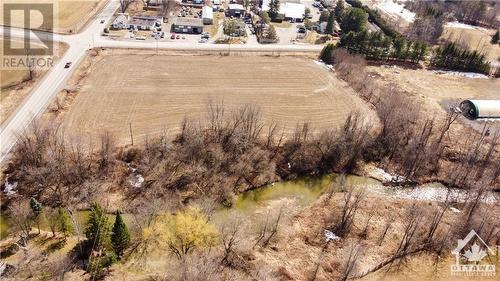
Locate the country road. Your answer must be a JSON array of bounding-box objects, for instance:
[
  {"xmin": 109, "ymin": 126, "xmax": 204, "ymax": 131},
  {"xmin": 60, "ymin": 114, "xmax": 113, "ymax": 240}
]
[{"xmin": 0, "ymin": 0, "xmax": 323, "ymax": 163}]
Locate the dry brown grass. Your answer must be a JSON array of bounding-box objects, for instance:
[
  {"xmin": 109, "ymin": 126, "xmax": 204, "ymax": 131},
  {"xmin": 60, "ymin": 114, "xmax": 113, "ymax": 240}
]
[
  {"xmin": 0, "ymin": 0, "xmax": 104, "ymax": 33},
  {"xmin": 58, "ymin": 51, "xmax": 377, "ymax": 146},
  {"xmin": 440, "ymin": 26, "xmax": 500, "ymax": 62},
  {"xmin": 1, "ymin": 39, "xmax": 68, "ymax": 124}
]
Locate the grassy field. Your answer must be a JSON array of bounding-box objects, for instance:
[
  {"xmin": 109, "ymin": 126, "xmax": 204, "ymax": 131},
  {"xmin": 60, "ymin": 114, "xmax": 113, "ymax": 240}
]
[
  {"xmin": 440, "ymin": 26, "xmax": 500, "ymax": 62},
  {"xmin": 1, "ymin": 39, "xmax": 67, "ymax": 124},
  {"xmin": 60, "ymin": 54, "xmax": 377, "ymax": 145},
  {"xmin": 0, "ymin": 0, "xmax": 103, "ymax": 33}
]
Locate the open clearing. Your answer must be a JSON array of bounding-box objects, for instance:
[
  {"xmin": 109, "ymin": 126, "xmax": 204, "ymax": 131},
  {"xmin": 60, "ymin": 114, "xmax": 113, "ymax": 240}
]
[
  {"xmin": 61, "ymin": 54, "xmax": 377, "ymax": 145},
  {"xmin": 441, "ymin": 26, "xmax": 500, "ymax": 63},
  {"xmin": 0, "ymin": 0, "xmax": 103, "ymax": 33}
]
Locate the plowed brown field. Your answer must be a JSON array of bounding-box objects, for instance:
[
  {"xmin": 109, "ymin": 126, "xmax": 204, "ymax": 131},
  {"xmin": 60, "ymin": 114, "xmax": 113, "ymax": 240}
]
[{"xmin": 62, "ymin": 55, "xmax": 377, "ymax": 145}]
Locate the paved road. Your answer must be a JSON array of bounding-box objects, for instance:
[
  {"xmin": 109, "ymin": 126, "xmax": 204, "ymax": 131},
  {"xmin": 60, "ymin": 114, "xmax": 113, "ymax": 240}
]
[{"xmin": 0, "ymin": 0, "xmax": 322, "ymax": 162}]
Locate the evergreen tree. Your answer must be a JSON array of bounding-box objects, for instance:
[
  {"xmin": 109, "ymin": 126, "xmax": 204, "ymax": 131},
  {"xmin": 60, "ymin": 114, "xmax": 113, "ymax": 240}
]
[
  {"xmin": 319, "ymin": 43, "xmax": 335, "ymax": 64},
  {"xmin": 111, "ymin": 211, "xmax": 130, "ymax": 258},
  {"xmin": 334, "ymin": 0, "xmax": 345, "ymax": 24},
  {"xmin": 85, "ymin": 203, "xmax": 110, "ymax": 251},
  {"xmin": 319, "ymin": 10, "xmax": 329, "ymax": 22},
  {"xmin": 58, "ymin": 207, "xmax": 73, "ymax": 241},
  {"xmin": 340, "ymin": 8, "xmax": 368, "ymax": 34},
  {"xmin": 492, "ymin": 30, "xmax": 499, "ymax": 44},
  {"xmin": 325, "ymin": 12, "xmax": 335, "ymax": 35},
  {"xmin": 30, "ymin": 197, "xmax": 43, "ymax": 234},
  {"xmin": 269, "ymin": 0, "xmax": 280, "ymax": 20}
]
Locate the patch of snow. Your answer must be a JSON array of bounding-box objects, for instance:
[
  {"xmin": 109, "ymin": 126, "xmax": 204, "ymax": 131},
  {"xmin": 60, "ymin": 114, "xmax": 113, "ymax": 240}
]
[
  {"xmin": 445, "ymin": 21, "xmax": 488, "ymax": 32},
  {"xmin": 368, "ymin": 167, "xmax": 406, "ymax": 183},
  {"xmin": 314, "ymin": 60, "xmax": 334, "ymax": 71},
  {"xmin": 3, "ymin": 176, "xmax": 18, "ymax": 196},
  {"xmin": 370, "ymin": 184, "xmax": 498, "ymax": 204},
  {"xmin": 376, "ymin": 0, "xmax": 415, "ymax": 23},
  {"xmin": 129, "ymin": 174, "xmax": 144, "ymax": 188},
  {"xmin": 324, "ymin": 230, "xmax": 341, "ymax": 242},
  {"xmin": 432, "ymin": 70, "xmax": 489, "ymax": 79},
  {"xmin": 450, "ymin": 207, "xmax": 461, "ymax": 213}
]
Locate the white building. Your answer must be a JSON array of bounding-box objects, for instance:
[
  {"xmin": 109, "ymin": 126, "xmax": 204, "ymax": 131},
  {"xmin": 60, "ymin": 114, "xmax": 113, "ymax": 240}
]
[
  {"xmin": 283, "ymin": 3, "xmax": 305, "ymax": 22},
  {"xmin": 112, "ymin": 13, "xmax": 129, "ymax": 29},
  {"xmin": 202, "ymin": 5, "xmax": 214, "ymax": 25},
  {"xmin": 262, "ymin": 0, "xmax": 305, "ymax": 22},
  {"xmin": 228, "ymin": 4, "xmax": 245, "ymax": 17}
]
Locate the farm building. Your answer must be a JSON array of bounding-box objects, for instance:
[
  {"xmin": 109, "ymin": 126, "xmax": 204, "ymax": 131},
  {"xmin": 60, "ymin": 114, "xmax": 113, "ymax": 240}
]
[
  {"xmin": 172, "ymin": 18, "xmax": 204, "ymax": 34},
  {"xmin": 228, "ymin": 4, "xmax": 245, "ymax": 17},
  {"xmin": 459, "ymin": 100, "xmax": 500, "ymax": 120},
  {"xmin": 202, "ymin": 5, "xmax": 213, "ymax": 24},
  {"xmin": 112, "ymin": 13, "xmax": 129, "ymax": 29}
]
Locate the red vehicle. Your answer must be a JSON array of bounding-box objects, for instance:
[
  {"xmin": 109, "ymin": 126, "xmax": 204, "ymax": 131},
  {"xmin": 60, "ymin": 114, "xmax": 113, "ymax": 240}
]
[
  {"xmin": 64, "ymin": 62, "xmax": 72, "ymax": 68},
  {"xmin": 170, "ymin": 33, "xmax": 176, "ymax": 39}
]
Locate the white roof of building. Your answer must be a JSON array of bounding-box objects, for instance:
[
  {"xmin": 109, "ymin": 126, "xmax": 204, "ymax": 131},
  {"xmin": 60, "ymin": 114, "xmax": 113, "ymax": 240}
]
[
  {"xmin": 202, "ymin": 5, "xmax": 213, "ymax": 19},
  {"xmin": 283, "ymin": 3, "xmax": 304, "ymax": 19},
  {"xmin": 213, "ymin": 0, "xmax": 221, "ymax": 4},
  {"xmin": 228, "ymin": 4, "xmax": 244, "ymax": 10},
  {"xmin": 262, "ymin": 1, "xmax": 304, "ymax": 19}
]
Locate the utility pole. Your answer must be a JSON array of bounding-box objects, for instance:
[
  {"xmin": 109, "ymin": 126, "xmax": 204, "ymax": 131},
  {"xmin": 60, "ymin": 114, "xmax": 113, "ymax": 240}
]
[{"xmin": 129, "ymin": 123, "xmax": 134, "ymax": 146}]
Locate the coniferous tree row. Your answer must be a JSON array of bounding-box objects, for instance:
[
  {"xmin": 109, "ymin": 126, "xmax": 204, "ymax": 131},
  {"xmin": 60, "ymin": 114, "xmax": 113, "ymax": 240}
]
[
  {"xmin": 431, "ymin": 42, "xmax": 491, "ymax": 74},
  {"xmin": 339, "ymin": 30, "xmax": 427, "ymax": 63}
]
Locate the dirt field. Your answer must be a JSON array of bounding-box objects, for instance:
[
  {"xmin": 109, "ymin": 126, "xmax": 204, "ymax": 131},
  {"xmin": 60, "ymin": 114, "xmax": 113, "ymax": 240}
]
[
  {"xmin": 60, "ymin": 53, "xmax": 377, "ymax": 145},
  {"xmin": 441, "ymin": 26, "xmax": 500, "ymax": 63},
  {"xmin": 0, "ymin": 0, "xmax": 103, "ymax": 33},
  {"xmin": 369, "ymin": 65, "xmax": 500, "ymax": 107}
]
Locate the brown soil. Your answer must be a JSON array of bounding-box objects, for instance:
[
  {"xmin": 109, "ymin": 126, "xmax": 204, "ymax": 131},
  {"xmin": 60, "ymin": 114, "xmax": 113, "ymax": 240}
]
[{"xmin": 56, "ymin": 50, "xmax": 378, "ymax": 146}]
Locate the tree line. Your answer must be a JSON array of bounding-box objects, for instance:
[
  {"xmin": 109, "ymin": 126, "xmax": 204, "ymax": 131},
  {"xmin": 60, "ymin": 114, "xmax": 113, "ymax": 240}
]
[{"xmin": 431, "ymin": 42, "xmax": 491, "ymax": 73}]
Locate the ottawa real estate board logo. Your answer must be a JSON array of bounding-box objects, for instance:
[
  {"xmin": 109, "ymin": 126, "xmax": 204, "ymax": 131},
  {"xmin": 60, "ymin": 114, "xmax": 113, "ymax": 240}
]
[
  {"xmin": 2, "ymin": 3, "xmax": 54, "ymax": 69},
  {"xmin": 451, "ymin": 230, "xmax": 496, "ymax": 277}
]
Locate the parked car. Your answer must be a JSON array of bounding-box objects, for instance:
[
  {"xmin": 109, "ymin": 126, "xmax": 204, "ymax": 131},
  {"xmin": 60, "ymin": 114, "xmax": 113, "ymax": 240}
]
[
  {"xmin": 100, "ymin": 19, "xmax": 105, "ymax": 24},
  {"xmin": 171, "ymin": 33, "xmax": 176, "ymax": 39},
  {"xmin": 201, "ymin": 32, "xmax": 209, "ymax": 39},
  {"xmin": 64, "ymin": 62, "xmax": 72, "ymax": 68},
  {"xmin": 199, "ymin": 38, "xmax": 208, "ymax": 43},
  {"xmin": 176, "ymin": 34, "xmax": 180, "ymax": 39}
]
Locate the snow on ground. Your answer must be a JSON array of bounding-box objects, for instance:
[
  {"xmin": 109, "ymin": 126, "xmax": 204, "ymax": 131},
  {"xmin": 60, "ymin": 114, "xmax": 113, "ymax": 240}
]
[
  {"xmin": 314, "ymin": 60, "xmax": 334, "ymax": 71},
  {"xmin": 376, "ymin": 0, "xmax": 415, "ymax": 23},
  {"xmin": 445, "ymin": 21, "xmax": 489, "ymax": 32},
  {"xmin": 369, "ymin": 184, "xmax": 499, "ymax": 204},
  {"xmin": 364, "ymin": 165, "xmax": 406, "ymax": 184},
  {"xmin": 432, "ymin": 70, "xmax": 490, "ymax": 79},
  {"xmin": 324, "ymin": 230, "xmax": 341, "ymax": 242},
  {"xmin": 129, "ymin": 174, "xmax": 144, "ymax": 188},
  {"xmin": 3, "ymin": 176, "xmax": 17, "ymax": 196}
]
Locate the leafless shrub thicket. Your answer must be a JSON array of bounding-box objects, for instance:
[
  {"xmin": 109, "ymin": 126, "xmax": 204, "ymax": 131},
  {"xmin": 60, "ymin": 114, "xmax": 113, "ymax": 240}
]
[{"xmin": 330, "ymin": 49, "xmax": 500, "ymax": 189}]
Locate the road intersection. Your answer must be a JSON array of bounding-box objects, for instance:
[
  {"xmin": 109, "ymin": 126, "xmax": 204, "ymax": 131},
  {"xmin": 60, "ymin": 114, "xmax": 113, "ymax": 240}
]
[{"xmin": 0, "ymin": 0, "xmax": 322, "ymax": 162}]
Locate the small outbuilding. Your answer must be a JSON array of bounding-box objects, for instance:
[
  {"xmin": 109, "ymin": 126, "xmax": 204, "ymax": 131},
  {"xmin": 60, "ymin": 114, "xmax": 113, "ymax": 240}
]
[
  {"xmin": 459, "ymin": 100, "xmax": 500, "ymax": 120},
  {"xmin": 228, "ymin": 4, "xmax": 245, "ymax": 17},
  {"xmin": 202, "ymin": 5, "xmax": 214, "ymax": 25},
  {"xmin": 172, "ymin": 18, "xmax": 204, "ymax": 34}
]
